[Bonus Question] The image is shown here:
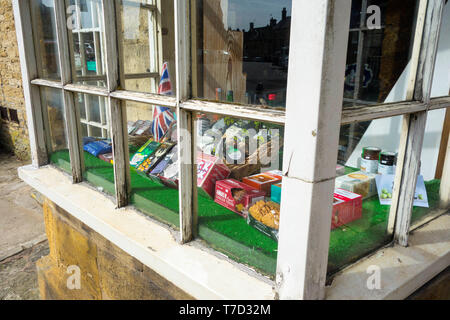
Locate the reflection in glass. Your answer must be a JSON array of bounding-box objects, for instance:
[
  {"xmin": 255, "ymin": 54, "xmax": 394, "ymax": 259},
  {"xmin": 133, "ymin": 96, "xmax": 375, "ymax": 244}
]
[
  {"xmin": 75, "ymin": 93, "xmax": 108, "ymax": 138},
  {"xmin": 431, "ymin": 1, "xmax": 450, "ymax": 98},
  {"xmin": 41, "ymin": 87, "xmax": 71, "ymax": 174},
  {"xmin": 41, "ymin": 87, "xmax": 67, "ymax": 152},
  {"xmin": 329, "ymin": 119, "xmax": 402, "ymax": 275},
  {"xmin": 117, "ymin": 0, "xmax": 176, "ymax": 95},
  {"xmin": 73, "ymin": 93, "xmax": 115, "ymax": 196},
  {"xmin": 30, "ymin": 0, "xmax": 61, "ymax": 80},
  {"xmin": 66, "ymin": 0, "xmax": 106, "ymax": 86},
  {"xmin": 192, "ymin": 0, "xmax": 292, "ymax": 108},
  {"xmin": 125, "ymin": 102, "xmax": 180, "ymax": 225},
  {"xmin": 343, "ymin": 0, "xmax": 419, "ymax": 107},
  {"xmin": 410, "ymin": 109, "xmax": 450, "ymax": 228},
  {"xmin": 196, "ymin": 113, "xmax": 285, "ymax": 276}
]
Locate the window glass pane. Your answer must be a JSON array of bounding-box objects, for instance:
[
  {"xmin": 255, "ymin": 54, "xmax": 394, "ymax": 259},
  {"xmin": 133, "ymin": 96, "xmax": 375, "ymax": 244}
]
[
  {"xmin": 431, "ymin": 2, "xmax": 450, "ymax": 98},
  {"xmin": 343, "ymin": 0, "xmax": 419, "ymax": 107},
  {"xmin": 30, "ymin": 0, "xmax": 61, "ymax": 80},
  {"xmin": 410, "ymin": 109, "xmax": 450, "ymax": 229},
  {"xmin": 196, "ymin": 113, "xmax": 284, "ymax": 277},
  {"xmin": 329, "ymin": 117, "xmax": 404, "ymax": 275},
  {"xmin": 191, "ymin": 1, "xmax": 292, "ymax": 109},
  {"xmin": 125, "ymin": 101, "xmax": 180, "ymax": 225},
  {"xmin": 117, "ymin": 0, "xmax": 176, "ymax": 95},
  {"xmin": 41, "ymin": 87, "xmax": 70, "ymax": 172},
  {"xmin": 74, "ymin": 93, "xmax": 115, "ymax": 196},
  {"xmin": 66, "ymin": 0, "xmax": 107, "ymax": 87}
]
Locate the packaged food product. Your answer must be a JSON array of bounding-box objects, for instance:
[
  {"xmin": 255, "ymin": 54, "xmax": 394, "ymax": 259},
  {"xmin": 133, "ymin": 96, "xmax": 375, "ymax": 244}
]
[
  {"xmin": 197, "ymin": 153, "xmax": 231, "ymax": 198},
  {"xmin": 129, "ymin": 120, "xmax": 144, "ymax": 135},
  {"xmin": 214, "ymin": 179, "xmax": 265, "ymax": 217},
  {"xmin": 378, "ymin": 151, "xmax": 396, "ymax": 175},
  {"xmin": 150, "ymin": 145, "xmax": 178, "ymax": 176},
  {"xmin": 136, "ymin": 142, "xmax": 176, "ymax": 174},
  {"xmin": 127, "ymin": 121, "xmax": 138, "ymax": 135},
  {"xmin": 332, "ymin": 189, "xmax": 363, "ymax": 229},
  {"xmin": 130, "ymin": 139, "xmax": 160, "ymax": 168},
  {"xmin": 133, "ymin": 120, "xmax": 152, "ymax": 136},
  {"xmin": 99, "ymin": 153, "xmax": 113, "ymax": 164},
  {"xmin": 242, "ymin": 170, "xmax": 282, "ymax": 196},
  {"xmin": 247, "ymin": 200, "xmax": 280, "ymax": 242},
  {"xmin": 335, "ymin": 171, "xmax": 377, "ymax": 199},
  {"xmin": 271, "ymin": 183, "xmax": 282, "ymax": 204},
  {"xmin": 84, "ymin": 140, "xmax": 112, "ymax": 157},
  {"xmin": 360, "ymin": 147, "xmax": 381, "ymax": 174}
]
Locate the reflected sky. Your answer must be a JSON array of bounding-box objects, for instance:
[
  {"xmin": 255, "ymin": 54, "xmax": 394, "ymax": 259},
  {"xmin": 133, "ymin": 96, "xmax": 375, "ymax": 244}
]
[{"xmin": 227, "ymin": 0, "xmax": 292, "ymax": 31}]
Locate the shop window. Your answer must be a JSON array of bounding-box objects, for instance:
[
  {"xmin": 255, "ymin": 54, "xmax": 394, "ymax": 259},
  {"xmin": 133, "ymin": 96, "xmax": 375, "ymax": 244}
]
[
  {"xmin": 431, "ymin": 3, "xmax": 450, "ymax": 99},
  {"xmin": 125, "ymin": 101, "xmax": 180, "ymax": 226},
  {"xmin": 41, "ymin": 87, "xmax": 70, "ymax": 173},
  {"xmin": 343, "ymin": 0, "xmax": 419, "ymax": 107},
  {"xmin": 196, "ymin": 113, "xmax": 284, "ymax": 276},
  {"xmin": 117, "ymin": 0, "xmax": 176, "ymax": 95},
  {"xmin": 66, "ymin": 0, "xmax": 107, "ymax": 86},
  {"xmin": 409, "ymin": 109, "xmax": 450, "ymax": 229},
  {"xmin": 16, "ymin": 0, "xmax": 450, "ymax": 299},
  {"xmin": 30, "ymin": 0, "xmax": 61, "ymax": 80},
  {"xmin": 76, "ymin": 92, "xmax": 115, "ymax": 196},
  {"xmin": 329, "ymin": 118, "xmax": 404, "ymax": 274},
  {"xmin": 190, "ymin": 0, "xmax": 292, "ymax": 109}
]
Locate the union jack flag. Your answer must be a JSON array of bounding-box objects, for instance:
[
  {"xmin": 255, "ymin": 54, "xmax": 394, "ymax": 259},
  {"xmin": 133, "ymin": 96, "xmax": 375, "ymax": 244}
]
[{"xmin": 152, "ymin": 62, "xmax": 175, "ymax": 141}]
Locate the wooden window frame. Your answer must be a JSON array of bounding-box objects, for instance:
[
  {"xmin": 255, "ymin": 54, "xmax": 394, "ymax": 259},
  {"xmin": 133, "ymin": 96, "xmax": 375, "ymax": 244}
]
[{"xmin": 14, "ymin": 0, "xmax": 450, "ymax": 300}]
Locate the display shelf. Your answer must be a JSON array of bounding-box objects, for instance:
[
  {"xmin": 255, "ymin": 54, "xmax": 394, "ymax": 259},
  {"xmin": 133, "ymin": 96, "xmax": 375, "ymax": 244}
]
[{"xmin": 49, "ymin": 150, "xmax": 442, "ymax": 277}]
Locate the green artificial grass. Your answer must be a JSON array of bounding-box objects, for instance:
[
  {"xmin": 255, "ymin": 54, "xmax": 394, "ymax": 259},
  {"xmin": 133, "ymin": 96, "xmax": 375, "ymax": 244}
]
[{"xmin": 49, "ymin": 150, "xmax": 442, "ymax": 278}]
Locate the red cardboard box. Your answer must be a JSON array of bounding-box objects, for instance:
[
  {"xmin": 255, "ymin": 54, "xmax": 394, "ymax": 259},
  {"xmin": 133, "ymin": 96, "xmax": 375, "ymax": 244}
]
[
  {"xmin": 158, "ymin": 153, "xmax": 230, "ymax": 198},
  {"xmin": 197, "ymin": 153, "xmax": 231, "ymax": 199},
  {"xmin": 242, "ymin": 170, "xmax": 282, "ymax": 196},
  {"xmin": 332, "ymin": 188, "xmax": 363, "ymax": 229},
  {"xmin": 215, "ymin": 179, "xmax": 266, "ymax": 218}
]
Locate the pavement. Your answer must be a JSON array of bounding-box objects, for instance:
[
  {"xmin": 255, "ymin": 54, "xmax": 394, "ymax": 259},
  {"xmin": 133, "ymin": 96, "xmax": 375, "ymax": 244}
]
[{"xmin": 0, "ymin": 151, "xmax": 48, "ymax": 300}]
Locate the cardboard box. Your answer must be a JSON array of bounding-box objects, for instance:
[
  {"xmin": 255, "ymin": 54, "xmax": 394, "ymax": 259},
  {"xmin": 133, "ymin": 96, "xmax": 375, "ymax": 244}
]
[
  {"xmin": 332, "ymin": 188, "xmax": 363, "ymax": 229},
  {"xmin": 130, "ymin": 139, "xmax": 160, "ymax": 168},
  {"xmin": 335, "ymin": 171, "xmax": 377, "ymax": 199},
  {"xmin": 158, "ymin": 153, "xmax": 230, "ymax": 197},
  {"xmin": 99, "ymin": 153, "xmax": 113, "ymax": 164},
  {"xmin": 136, "ymin": 142, "xmax": 175, "ymax": 174},
  {"xmin": 242, "ymin": 170, "xmax": 282, "ymax": 196},
  {"xmin": 214, "ymin": 179, "xmax": 266, "ymax": 217},
  {"xmin": 247, "ymin": 200, "xmax": 280, "ymax": 242},
  {"xmin": 197, "ymin": 153, "xmax": 231, "ymax": 199},
  {"xmin": 271, "ymin": 183, "xmax": 282, "ymax": 204}
]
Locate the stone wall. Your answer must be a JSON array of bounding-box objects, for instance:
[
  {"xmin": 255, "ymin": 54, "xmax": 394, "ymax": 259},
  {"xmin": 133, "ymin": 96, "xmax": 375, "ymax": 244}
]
[
  {"xmin": 0, "ymin": 0, "xmax": 30, "ymax": 160},
  {"xmin": 37, "ymin": 198, "xmax": 194, "ymax": 300}
]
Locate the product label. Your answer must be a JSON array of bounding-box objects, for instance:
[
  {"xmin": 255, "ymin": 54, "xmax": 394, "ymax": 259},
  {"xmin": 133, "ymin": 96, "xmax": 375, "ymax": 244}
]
[
  {"xmin": 360, "ymin": 158, "xmax": 378, "ymax": 174},
  {"xmin": 378, "ymin": 163, "xmax": 396, "ymax": 175}
]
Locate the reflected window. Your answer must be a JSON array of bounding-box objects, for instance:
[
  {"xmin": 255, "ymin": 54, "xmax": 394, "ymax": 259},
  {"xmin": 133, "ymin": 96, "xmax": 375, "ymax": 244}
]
[
  {"xmin": 30, "ymin": 0, "xmax": 61, "ymax": 80},
  {"xmin": 344, "ymin": 0, "xmax": 419, "ymax": 107},
  {"xmin": 191, "ymin": 0, "xmax": 292, "ymax": 108},
  {"xmin": 117, "ymin": 0, "xmax": 176, "ymax": 95}
]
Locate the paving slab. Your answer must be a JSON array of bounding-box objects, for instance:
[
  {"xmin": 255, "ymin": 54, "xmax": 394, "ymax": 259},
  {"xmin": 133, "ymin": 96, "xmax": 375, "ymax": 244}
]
[{"xmin": 0, "ymin": 153, "xmax": 46, "ymax": 261}]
